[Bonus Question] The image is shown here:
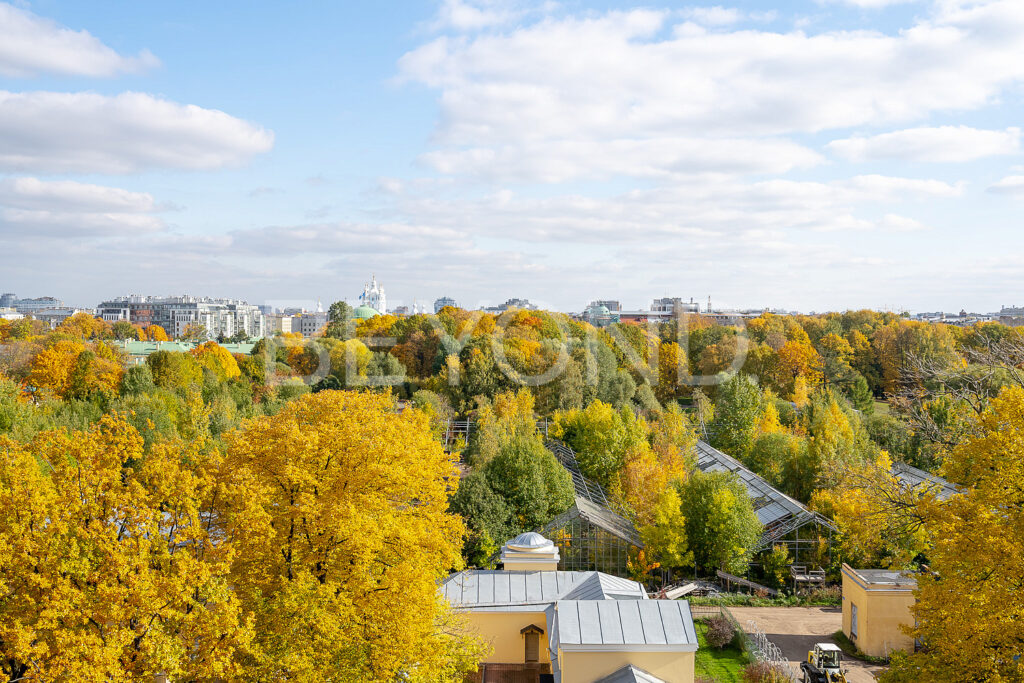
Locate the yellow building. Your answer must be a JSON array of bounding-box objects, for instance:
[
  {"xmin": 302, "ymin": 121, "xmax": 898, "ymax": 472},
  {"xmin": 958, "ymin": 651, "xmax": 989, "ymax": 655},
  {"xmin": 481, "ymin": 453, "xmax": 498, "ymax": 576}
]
[
  {"xmin": 841, "ymin": 564, "xmax": 917, "ymax": 658},
  {"xmin": 441, "ymin": 533, "xmax": 697, "ymax": 683}
]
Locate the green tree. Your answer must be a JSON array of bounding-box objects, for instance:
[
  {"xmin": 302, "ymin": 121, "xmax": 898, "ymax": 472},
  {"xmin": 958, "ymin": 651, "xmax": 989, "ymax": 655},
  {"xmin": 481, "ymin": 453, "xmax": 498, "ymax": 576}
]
[
  {"xmin": 710, "ymin": 374, "xmax": 764, "ymax": 460},
  {"xmin": 679, "ymin": 470, "xmax": 761, "ymax": 574},
  {"xmin": 483, "ymin": 433, "xmax": 574, "ymax": 530},
  {"xmin": 324, "ymin": 301, "xmax": 354, "ymax": 340},
  {"xmin": 449, "ymin": 472, "xmax": 515, "ymax": 567}
]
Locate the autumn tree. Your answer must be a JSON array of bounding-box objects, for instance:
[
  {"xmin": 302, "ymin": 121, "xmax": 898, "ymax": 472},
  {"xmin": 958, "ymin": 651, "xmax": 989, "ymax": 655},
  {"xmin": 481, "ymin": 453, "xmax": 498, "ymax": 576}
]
[
  {"xmin": 147, "ymin": 350, "xmax": 202, "ymax": 390},
  {"xmin": 810, "ymin": 453, "xmax": 928, "ymax": 569},
  {"xmin": 221, "ymin": 391, "xmax": 484, "ymax": 681},
  {"xmin": 552, "ymin": 399, "xmax": 647, "ymax": 490},
  {"xmin": 55, "ymin": 312, "xmax": 109, "ymax": 340},
  {"xmin": 179, "ymin": 323, "xmax": 208, "ymax": 341},
  {"xmin": 192, "ymin": 341, "xmax": 242, "ymax": 382},
  {"xmin": 639, "ymin": 487, "xmax": 691, "ymax": 569},
  {"xmin": 0, "ymin": 417, "xmax": 249, "ymax": 681},
  {"xmin": 145, "ymin": 324, "xmax": 170, "ymax": 342},
  {"xmin": 882, "ymin": 386, "xmax": 1024, "ymax": 682}
]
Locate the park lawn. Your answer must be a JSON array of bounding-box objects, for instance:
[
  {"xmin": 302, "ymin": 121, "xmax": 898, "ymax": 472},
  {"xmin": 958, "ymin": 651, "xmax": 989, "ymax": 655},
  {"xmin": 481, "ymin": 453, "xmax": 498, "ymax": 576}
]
[{"xmin": 695, "ymin": 620, "xmax": 748, "ymax": 683}]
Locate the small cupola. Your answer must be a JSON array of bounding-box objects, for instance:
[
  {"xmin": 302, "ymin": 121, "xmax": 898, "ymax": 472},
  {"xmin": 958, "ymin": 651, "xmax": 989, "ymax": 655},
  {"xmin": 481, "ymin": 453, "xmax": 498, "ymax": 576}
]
[{"xmin": 500, "ymin": 532, "xmax": 560, "ymax": 572}]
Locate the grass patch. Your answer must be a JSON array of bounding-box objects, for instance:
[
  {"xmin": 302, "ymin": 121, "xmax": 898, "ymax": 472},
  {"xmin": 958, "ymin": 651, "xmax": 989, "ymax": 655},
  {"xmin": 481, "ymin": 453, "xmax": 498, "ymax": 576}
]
[
  {"xmin": 695, "ymin": 620, "xmax": 749, "ymax": 682},
  {"xmin": 873, "ymin": 400, "xmax": 891, "ymax": 416},
  {"xmin": 832, "ymin": 630, "xmax": 890, "ymax": 666}
]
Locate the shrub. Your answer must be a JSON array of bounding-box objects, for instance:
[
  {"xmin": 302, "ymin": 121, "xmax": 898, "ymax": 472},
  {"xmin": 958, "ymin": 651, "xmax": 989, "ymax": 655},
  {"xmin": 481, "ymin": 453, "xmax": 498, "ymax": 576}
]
[
  {"xmin": 806, "ymin": 584, "xmax": 841, "ymax": 605},
  {"xmin": 741, "ymin": 661, "xmax": 791, "ymax": 683},
  {"xmin": 705, "ymin": 615, "xmax": 736, "ymax": 649}
]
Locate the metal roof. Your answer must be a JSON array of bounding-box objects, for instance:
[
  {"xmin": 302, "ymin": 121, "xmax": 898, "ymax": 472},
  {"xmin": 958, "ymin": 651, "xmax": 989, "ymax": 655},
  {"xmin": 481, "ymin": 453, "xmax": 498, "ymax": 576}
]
[
  {"xmin": 593, "ymin": 665, "xmax": 667, "ymax": 683},
  {"xmin": 891, "ymin": 462, "xmax": 960, "ymax": 501},
  {"xmin": 543, "ymin": 440, "xmax": 644, "ymax": 547},
  {"xmin": 846, "ymin": 566, "xmax": 918, "ymax": 587},
  {"xmin": 555, "ymin": 600, "xmax": 698, "ymax": 650},
  {"xmin": 440, "ymin": 570, "xmax": 647, "ymax": 611},
  {"xmin": 695, "ymin": 440, "xmax": 837, "ymax": 551}
]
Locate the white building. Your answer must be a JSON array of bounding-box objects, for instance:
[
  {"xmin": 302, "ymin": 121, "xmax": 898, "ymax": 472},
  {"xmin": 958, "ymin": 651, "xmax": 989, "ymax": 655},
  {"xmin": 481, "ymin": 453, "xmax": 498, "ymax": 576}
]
[
  {"xmin": 434, "ymin": 296, "xmax": 457, "ymax": 313},
  {"xmin": 359, "ymin": 275, "xmax": 386, "ymax": 314},
  {"xmin": 96, "ymin": 295, "xmax": 265, "ymax": 340}
]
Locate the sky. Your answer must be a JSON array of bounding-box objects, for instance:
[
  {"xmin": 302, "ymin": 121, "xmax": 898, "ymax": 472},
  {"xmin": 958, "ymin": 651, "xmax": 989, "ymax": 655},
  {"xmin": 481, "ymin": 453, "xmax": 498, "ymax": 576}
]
[{"xmin": 2, "ymin": 0, "xmax": 1024, "ymax": 314}]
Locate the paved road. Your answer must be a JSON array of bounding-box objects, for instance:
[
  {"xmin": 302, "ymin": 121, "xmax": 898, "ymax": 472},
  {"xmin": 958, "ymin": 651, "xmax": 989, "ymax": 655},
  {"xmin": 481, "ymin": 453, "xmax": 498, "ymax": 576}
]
[{"xmin": 728, "ymin": 606, "xmax": 885, "ymax": 683}]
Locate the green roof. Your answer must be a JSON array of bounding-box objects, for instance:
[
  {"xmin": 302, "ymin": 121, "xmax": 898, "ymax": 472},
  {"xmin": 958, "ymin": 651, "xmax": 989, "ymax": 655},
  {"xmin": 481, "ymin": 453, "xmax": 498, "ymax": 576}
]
[{"xmin": 353, "ymin": 305, "xmax": 381, "ymax": 319}]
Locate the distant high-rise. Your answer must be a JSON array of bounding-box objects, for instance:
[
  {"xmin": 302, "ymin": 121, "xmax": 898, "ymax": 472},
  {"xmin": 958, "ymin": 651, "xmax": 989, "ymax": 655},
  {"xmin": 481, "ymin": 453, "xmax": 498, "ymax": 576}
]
[
  {"xmin": 433, "ymin": 296, "xmax": 457, "ymax": 313},
  {"xmin": 2, "ymin": 293, "xmax": 64, "ymax": 314},
  {"xmin": 96, "ymin": 294, "xmax": 264, "ymax": 339}
]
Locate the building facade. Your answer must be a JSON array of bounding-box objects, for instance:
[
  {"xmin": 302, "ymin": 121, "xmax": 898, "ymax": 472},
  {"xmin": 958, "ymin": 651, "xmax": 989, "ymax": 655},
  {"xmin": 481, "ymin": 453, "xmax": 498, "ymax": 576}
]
[
  {"xmin": 434, "ymin": 296, "xmax": 458, "ymax": 313},
  {"xmin": 442, "ymin": 533, "xmax": 697, "ymax": 683},
  {"xmin": 2, "ymin": 294, "xmax": 65, "ymax": 314},
  {"xmin": 96, "ymin": 295, "xmax": 265, "ymax": 340},
  {"xmin": 841, "ymin": 564, "xmax": 917, "ymax": 658}
]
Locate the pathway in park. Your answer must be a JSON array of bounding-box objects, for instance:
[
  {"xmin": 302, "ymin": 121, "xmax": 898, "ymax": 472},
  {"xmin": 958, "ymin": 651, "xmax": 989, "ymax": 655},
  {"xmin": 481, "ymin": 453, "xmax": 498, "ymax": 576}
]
[{"xmin": 728, "ymin": 606, "xmax": 885, "ymax": 683}]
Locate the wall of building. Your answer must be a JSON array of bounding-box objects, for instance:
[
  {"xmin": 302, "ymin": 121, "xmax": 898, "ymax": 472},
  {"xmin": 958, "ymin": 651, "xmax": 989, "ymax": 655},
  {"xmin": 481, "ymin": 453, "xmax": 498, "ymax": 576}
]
[
  {"xmin": 463, "ymin": 611, "xmax": 551, "ymax": 665},
  {"xmin": 842, "ymin": 576, "xmax": 916, "ymax": 657},
  {"xmin": 558, "ymin": 650, "xmax": 694, "ymax": 683}
]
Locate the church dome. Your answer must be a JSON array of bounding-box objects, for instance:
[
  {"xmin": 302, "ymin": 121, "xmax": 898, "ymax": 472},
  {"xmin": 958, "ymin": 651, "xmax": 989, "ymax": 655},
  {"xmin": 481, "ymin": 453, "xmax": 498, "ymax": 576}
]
[{"xmin": 353, "ymin": 305, "xmax": 381, "ymax": 320}]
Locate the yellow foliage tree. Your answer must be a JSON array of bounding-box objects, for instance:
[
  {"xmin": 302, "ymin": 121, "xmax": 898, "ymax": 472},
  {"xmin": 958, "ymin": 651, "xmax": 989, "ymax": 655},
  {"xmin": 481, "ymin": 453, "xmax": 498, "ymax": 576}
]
[
  {"xmin": 26, "ymin": 339, "xmax": 84, "ymax": 397},
  {"xmin": 145, "ymin": 324, "xmax": 170, "ymax": 342},
  {"xmin": 192, "ymin": 341, "xmax": 242, "ymax": 382},
  {"xmin": 809, "ymin": 453, "xmax": 927, "ymax": 568},
  {"xmin": 55, "ymin": 312, "xmax": 109, "ymax": 339},
  {"xmin": 0, "ymin": 417, "xmax": 249, "ymax": 681},
  {"xmin": 883, "ymin": 386, "xmax": 1024, "ymax": 682},
  {"xmin": 221, "ymin": 391, "xmax": 485, "ymax": 681},
  {"xmin": 655, "ymin": 341, "xmax": 687, "ymax": 402}
]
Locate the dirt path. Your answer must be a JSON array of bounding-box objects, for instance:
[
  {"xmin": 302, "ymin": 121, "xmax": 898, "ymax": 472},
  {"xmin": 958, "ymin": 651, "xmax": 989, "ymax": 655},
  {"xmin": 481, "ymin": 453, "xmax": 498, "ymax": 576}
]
[{"xmin": 727, "ymin": 606, "xmax": 885, "ymax": 683}]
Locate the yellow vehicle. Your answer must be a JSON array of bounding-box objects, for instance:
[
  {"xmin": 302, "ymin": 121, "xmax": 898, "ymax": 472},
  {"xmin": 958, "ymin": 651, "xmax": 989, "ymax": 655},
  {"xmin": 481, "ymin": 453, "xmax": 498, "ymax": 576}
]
[{"xmin": 799, "ymin": 643, "xmax": 848, "ymax": 683}]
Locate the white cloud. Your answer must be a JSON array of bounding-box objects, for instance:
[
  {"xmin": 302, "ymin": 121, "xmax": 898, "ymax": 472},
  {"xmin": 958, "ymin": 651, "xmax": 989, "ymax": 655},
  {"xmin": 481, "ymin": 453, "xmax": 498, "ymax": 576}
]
[
  {"xmin": 431, "ymin": 0, "xmax": 537, "ymax": 31},
  {"xmin": 821, "ymin": 0, "xmax": 919, "ymax": 8},
  {"xmin": 400, "ymin": 1, "xmax": 1024, "ymax": 148},
  {"xmin": 385, "ymin": 174, "xmax": 959, "ymax": 243},
  {"xmin": 681, "ymin": 6, "xmax": 776, "ymax": 26},
  {"xmin": 0, "ymin": 177, "xmax": 164, "ymax": 236},
  {"xmin": 421, "ymin": 136, "xmax": 823, "ymax": 181},
  {"xmin": 828, "ymin": 126, "xmax": 1021, "ymax": 162},
  {"xmin": 988, "ymin": 175, "xmax": 1024, "ymax": 195},
  {"xmin": 0, "ymin": 2, "xmax": 158, "ymax": 77},
  {"xmin": 0, "ymin": 91, "xmax": 274, "ymax": 173}
]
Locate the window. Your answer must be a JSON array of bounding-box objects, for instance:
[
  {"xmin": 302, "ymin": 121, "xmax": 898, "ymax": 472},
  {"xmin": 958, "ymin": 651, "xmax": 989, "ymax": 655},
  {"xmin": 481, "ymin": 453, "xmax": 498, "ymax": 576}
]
[
  {"xmin": 525, "ymin": 632, "xmax": 539, "ymax": 663},
  {"xmin": 851, "ymin": 603, "xmax": 858, "ymax": 638}
]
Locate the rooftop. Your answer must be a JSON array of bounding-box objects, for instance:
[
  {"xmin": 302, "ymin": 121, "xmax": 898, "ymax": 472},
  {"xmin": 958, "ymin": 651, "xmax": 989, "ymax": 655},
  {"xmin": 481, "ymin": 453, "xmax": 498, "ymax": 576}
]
[
  {"xmin": 844, "ymin": 565, "xmax": 918, "ymax": 588},
  {"xmin": 440, "ymin": 570, "xmax": 647, "ymax": 611},
  {"xmin": 593, "ymin": 665, "xmax": 667, "ymax": 683},
  {"xmin": 554, "ymin": 599, "xmax": 698, "ymax": 651}
]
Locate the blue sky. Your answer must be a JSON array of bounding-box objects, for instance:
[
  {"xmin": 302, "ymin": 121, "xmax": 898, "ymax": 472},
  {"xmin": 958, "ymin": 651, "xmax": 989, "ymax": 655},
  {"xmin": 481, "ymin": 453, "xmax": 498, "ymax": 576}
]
[{"xmin": 2, "ymin": 0, "xmax": 1024, "ymax": 313}]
